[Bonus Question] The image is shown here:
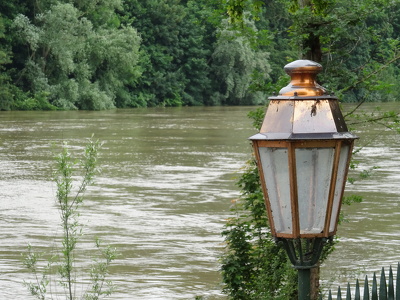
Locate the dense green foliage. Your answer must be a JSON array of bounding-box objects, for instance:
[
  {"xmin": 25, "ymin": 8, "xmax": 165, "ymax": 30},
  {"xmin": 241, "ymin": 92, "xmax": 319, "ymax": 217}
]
[
  {"xmin": 228, "ymin": 0, "xmax": 400, "ymax": 103},
  {"xmin": 1, "ymin": 0, "xmax": 400, "ymax": 110},
  {"xmin": 8, "ymin": 0, "xmax": 141, "ymax": 110},
  {"xmin": 120, "ymin": 0, "xmax": 213, "ymax": 106}
]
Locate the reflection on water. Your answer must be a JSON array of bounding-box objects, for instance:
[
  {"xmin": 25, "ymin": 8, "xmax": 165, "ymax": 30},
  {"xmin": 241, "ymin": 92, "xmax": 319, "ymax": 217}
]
[{"xmin": 0, "ymin": 104, "xmax": 399, "ymax": 299}]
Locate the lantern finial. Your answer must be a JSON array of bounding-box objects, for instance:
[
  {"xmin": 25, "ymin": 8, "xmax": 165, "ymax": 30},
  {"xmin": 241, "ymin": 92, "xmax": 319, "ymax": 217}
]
[{"xmin": 279, "ymin": 60, "xmax": 325, "ymax": 96}]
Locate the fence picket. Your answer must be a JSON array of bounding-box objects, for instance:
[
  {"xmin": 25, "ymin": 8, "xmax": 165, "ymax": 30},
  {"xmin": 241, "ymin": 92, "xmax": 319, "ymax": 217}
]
[
  {"xmin": 355, "ymin": 279, "xmax": 360, "ymax": 300},
  {"xmin": 396, "ymin": 263, "xmax": 400, "ymax": 300},
  {"xmin": 322, "ymin": 264, "xmax": 399, "ymax": 299},
  {"xmin": 381, "ymin": 267, "xmax": 388, "ymax": 299},
  {"xmin": 338, "ymin": 286, "xmax": 342, "ymax": 300},
  {"xmin": 372, "ymin": 272, "xmax": 379, "ymax": 300},
  {"xmin": 346, "ymin": 282, "xmax": 352, "ymax": 300},
  {"xmin": 365, "ymin": 275, "xmax": 370, "ymax": 300},
  {"xmin": 389, "ymin": 266, "xmax": 394, "ymax": 300}
]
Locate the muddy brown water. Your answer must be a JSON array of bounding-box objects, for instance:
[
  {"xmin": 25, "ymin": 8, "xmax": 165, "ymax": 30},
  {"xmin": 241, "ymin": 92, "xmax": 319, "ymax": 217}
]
[{"xmin": 0, "ymin": 104, "xmax": 398, "ymax": 299}]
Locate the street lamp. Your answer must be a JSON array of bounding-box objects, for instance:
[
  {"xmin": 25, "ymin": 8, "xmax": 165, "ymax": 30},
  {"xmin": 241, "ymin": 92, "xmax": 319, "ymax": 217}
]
[{"xmin": 249, "ymin": 60, "xmax": 358, "ymax": 299}]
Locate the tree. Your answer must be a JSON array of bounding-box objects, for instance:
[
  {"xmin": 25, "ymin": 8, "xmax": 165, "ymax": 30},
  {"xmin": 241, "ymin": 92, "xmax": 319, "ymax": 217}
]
[
  {"xmin": 11, "ymin": 1, "xmax": 141, "ymax": 110},
  {"xmin": 121, "ymin": 0, "xmax": 215, "ymax": 107},
  {"xmin": 227, "ymin": 0, "xmax": 400, "ymax": 102},
  {"xmin": 209, "ymin": 17, "xmax": 271, "ymax": 105},
  {"xmin": 0, "ymin": 15, "xmax": 14, "ymax": 110}
]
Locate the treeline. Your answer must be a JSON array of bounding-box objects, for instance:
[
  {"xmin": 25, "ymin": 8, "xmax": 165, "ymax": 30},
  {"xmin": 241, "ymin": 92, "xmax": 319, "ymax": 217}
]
[{"xmin": 0, "ymin": 0, "xmax": 399, "ymax": 110}]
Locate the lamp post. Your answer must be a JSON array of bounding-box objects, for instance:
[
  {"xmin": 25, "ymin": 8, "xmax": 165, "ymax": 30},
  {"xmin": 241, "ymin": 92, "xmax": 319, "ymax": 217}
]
[{"xmin": 249, "ymin": 60, "xmax": 358, "ymax": 300}]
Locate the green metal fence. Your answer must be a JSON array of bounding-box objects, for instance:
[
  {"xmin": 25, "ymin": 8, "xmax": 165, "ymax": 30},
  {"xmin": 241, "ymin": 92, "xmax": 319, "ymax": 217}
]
[{"xmin": 321, "ymin": 263, "xmax": 400, "ymax": 300}]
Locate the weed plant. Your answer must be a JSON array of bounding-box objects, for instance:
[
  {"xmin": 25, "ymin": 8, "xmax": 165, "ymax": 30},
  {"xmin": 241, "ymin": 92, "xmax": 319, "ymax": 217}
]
[{"xmin": 23, "ymin": 137, "xmax": 117, "ymax": 300}]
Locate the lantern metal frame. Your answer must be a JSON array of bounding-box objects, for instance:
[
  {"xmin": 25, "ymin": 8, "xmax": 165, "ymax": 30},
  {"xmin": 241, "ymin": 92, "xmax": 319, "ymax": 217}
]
[{"xmin": 251, "ymin": 117, "xmax": 356, "ymax": 240}]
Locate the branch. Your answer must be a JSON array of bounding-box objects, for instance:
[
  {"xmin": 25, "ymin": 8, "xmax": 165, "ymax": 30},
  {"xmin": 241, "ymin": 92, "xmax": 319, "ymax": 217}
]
[
  {"xmin": 347, "ymin": 112, "xmax": 400, "ymax": 127},
  {"xmin": 344, "ymin": 94, "xmax": 368, "ymax": 118},
  {"xmin": 340, "ymin": 53, "xmax": 400, "ymax": 94}
]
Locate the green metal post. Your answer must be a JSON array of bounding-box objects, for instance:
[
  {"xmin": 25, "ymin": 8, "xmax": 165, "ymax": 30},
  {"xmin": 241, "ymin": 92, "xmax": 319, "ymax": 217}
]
[
  {"xmin": 298, "ymin": 268, "xmax": 311, "ymax": 300},
  {"xmin": 279, "ymin": 238, "xmax": 328, "ymax": 300}
]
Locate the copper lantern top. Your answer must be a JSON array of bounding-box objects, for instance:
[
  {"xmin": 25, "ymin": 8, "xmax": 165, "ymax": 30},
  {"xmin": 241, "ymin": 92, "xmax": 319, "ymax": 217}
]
[
  {"xmin": 279, "ymin": 60, "xmax": 325, "ymax": 97},
  {"xmin": 250, "ymin": 59, "xmax": 358, "ymax": 141}
]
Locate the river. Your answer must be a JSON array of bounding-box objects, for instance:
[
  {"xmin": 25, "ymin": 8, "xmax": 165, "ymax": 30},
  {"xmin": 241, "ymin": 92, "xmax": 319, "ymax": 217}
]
[{"xmin": 0, "ymin": 104, "xmax": 399, "ymax": 299}]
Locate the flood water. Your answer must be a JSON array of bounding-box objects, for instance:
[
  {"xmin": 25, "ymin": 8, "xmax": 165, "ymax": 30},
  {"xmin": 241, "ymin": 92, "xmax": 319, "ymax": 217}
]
[{"xmin": 0, "ymin": 104, "xmax": 399, "ymax": 299}]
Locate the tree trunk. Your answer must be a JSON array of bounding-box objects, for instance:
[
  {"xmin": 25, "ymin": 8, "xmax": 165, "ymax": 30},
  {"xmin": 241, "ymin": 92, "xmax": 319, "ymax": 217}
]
[
  {"xmin": 297, "ymin": 0, "xmax": 323, "ymax": 62},
  {"xmin": 303, "ymin": 32, "xmax": 323, "ymax": 62},
  {"xmin": 298, "ymin": 0, "xmax": 312, "ymax": 7},
  {"xmin": 310, "ymin": 265, "xmax": 320, "ymax": 299}
]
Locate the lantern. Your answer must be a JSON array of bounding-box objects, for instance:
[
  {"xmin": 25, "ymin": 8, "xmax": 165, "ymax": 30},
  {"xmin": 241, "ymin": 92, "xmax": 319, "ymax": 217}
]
[{"xmin": 250, "ymin": 60, "xmax": 357, "ymax": 240}]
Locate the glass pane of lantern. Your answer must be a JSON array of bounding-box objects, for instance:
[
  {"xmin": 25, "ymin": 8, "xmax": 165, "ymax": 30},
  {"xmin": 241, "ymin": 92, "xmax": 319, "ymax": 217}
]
[
  {"xmin": 296, "ymin": 148, "xmax": 334, "ymax": 234},
  {"xmin": 329, "ymin": 144, "xmax": 350, "ymax": 232},
  {"xmin": 258, "ymin": 147, "xmax": 292, "ymax": 234}
]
